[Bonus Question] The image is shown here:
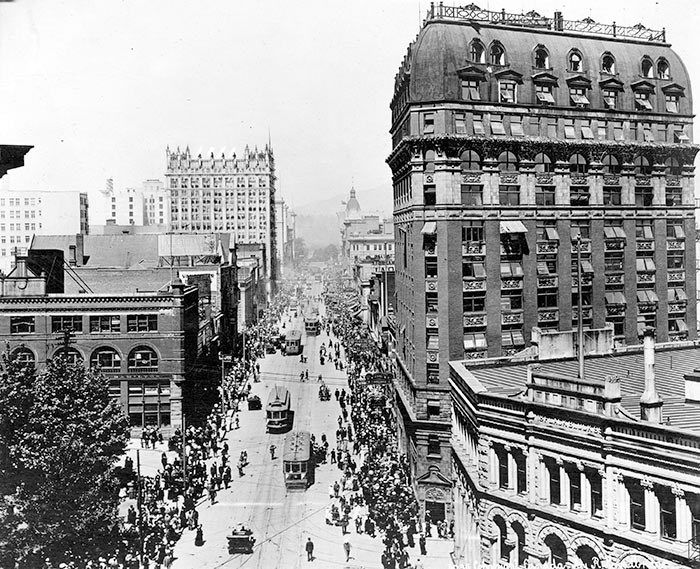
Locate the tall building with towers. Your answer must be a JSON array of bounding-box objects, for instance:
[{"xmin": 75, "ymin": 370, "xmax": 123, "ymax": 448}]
[
  {"xmin": 387, "ymin": 3, "xmax": 697, "ymax": 521},
  {"xmin": 165, "ymin": 144, "xmax": 278, "ymax": 294}
]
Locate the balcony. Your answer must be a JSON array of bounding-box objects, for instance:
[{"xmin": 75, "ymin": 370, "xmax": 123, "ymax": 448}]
[
  {"xmin": 669, "ymin": 331, "xmax": 689, "ymax": 342},
  {"xmin": 502, "ymin": 311, "xmax": 523, "ymax": 325},
  {"xmin": 668, "ymin": 271, "xmax": 685, "ymax": 283},
  {"xmin": 537, "ymin": 276, "xmax": 558, "ymax": 288},
  {"xmin": 572, "ymin": 306, "xmax": 592, "ymax": 321},
  {"xmin": 463, "ymin": 350, "xmax": 488, "ymax": 360},
  {"xmin": 605, "ymin": 273, "xmax": 624, "ymax": 285},
  {"xmin": 636, "ymin": 240, "xmax": 654, "ymax": 252},
  {"xmin": 463, "ymin": 279, "xmax": 486, "ymax": 292},
  {"xmin": 536, "ymin": 242, "xmax": 558, "ymax": 254},
  {"xmin": 667, "ymin": 240, "xmax": 685, "ymax": 251},
  {"xmin": 668, "ymin": 302, "xmax": 687, "ymax": 314},
  {"xmin": 637, "ymin": 273, "xmax": 655, "ymax": 285},
  {"xmin": 537, "ymin": 309, "xmax": 558, "ymax": 323},
  {"xmin": 462, "ymin": 242, "xmax": 485, "ymax": 256},
  {"xmin": 501, "ymin": 278, "xmax": 523, "ymax": 290},
  {"xmin": 604, "ymin": 240, "xmax": 625, "ymax": 251},
  {"xmin": 571, "ymin": 240, "xmax": 591, "ymax": 254},
  {"xmin": 606, "ymin": 305, "xmax": 625, "ymax": 316},
  {"xmin": 571, "ymin": 174, "xmax": 589, "ymax": 185},
  {"xmin": 463, "ymin": 313, "xmax": 487, "ymax": 327},
  {"xmin": 572, "ymin": 274, "xmax": 593, "ymax": 287}
]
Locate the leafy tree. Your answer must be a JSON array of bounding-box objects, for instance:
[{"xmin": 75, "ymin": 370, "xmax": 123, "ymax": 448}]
[{"xmin": 0, "ymin": 355, "xmax": 129, "ymax": 567}]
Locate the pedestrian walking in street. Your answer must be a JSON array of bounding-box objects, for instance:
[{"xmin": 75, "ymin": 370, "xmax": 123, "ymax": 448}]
[
  {"xmin": 195, "ymin": 525, "xmax": 204, "ymax": 546},
  {"xmin": 223, "ymin": 465, "xmax": 232, "ymax": 488},
  {"xmin": 419, "ymin": 533, "xmax": 427, "ymax": 556},
  {"xmin": 355, "ymin": 515, "xmax": 362, "ymax": 534},
  {"xmin": 305, "ymin": 537, "xmax": 314, "ymax": 561},
  {"xmin": 270, "ymin": 444, "xmax": 276, "ymax": 459},
  {"xmin": 333, "ymin": 481, "xmax": 340, "ymax": 497},
  {"xmin": 341, "ymin": 516, "xmax": 348, "ymax": 535},
  {"xmin": 343, "ymin": 539, "xmax": 351, "ymax": 562}
]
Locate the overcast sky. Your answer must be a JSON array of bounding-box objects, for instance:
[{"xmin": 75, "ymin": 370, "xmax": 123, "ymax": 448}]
[{"xmin": 0, "ymin": 0, "xmax": 697, "ymax": 210}]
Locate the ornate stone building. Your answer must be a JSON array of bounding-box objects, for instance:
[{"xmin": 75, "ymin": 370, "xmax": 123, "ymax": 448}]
[
  {"xmin": 165, "ymin": 144, "xmax": 278, "ymax": 296},
  {"xmin": 451, "ymin": 332, "xmax": 700, "ymax": 568},
  {"xmin": 387, "ymin": 4, "xmax": 698, "ymax": 520}
]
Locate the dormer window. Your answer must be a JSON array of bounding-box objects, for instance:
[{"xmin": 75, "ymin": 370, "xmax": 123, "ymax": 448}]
[
  {"xmin": 635, "ymin": 92, "xmax": 653, "ymax": 111},
  {"xmin": 536, "ymin": 84, "xmax": 554, "ymax": 105},
  {"xmin": 603, "ymin": 89, "xmax": 618, "ymax": 109},
  {"xmin": 666, "ymin": 94, "xmax": 680, "ymax": 113},
  {"xmin": 461, "ymin": 79, "xmax": 481, "ymax": 101},
  {"xmin": 641, "ymin": 57, "xmax": 654, "ymax": 78},
  {"xmin": 569, "ymin": 51, "xmax": 583, "ymax": 72},
  {"xmin": 534, "ymin": 46, "xmax": 549, "ymax": 69},
  {"xmin": 470, "ymin": 40, "xmax": 485, "ymax": 64},
  {"xmin": 601, "ymin": 53, "xmax": 616, "ymax": 75},
  {"xmin": 499, "ymin": 81, "xmax": 517, "ymax": 103},
  {"xmin": 570, "ymin": 87, "xmax": 590, "ymax": 107},
  {"xmin": 490, "ymin": 43, "xmax": 505, "ymax": 66},
  {"xmin": 657, "ymin": 59, "xmax": 670, "ymax": 79}
]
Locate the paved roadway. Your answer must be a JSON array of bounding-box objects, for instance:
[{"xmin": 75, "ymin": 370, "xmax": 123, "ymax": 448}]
[{"xmin": 163, "ymin": 283, "xmax": 453, "ymax": 569}]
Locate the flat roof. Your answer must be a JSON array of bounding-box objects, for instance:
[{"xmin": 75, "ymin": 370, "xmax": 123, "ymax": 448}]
[{"xmin": 456, "ymin": 344, "xmax": 700, "ymax": 431}]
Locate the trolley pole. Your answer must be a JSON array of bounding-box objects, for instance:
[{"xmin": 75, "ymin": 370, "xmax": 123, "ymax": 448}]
[
  {"xmin": 136, "ymin": 450, "xmax": 144, "ymax": 569},
  {"xmin": 181, "ymin": 414, "xmax": 187, "ymax": 493}
]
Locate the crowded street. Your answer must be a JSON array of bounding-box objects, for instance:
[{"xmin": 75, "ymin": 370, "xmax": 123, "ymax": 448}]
[{"xmin": 119, "ymin": 278, "xmax": 451, "ymax": 569}]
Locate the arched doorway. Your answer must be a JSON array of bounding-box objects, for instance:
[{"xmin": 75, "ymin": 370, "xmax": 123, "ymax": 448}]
[{"xmin": 544, "ymin": 533, "xmax": 568, "ymax": 567}]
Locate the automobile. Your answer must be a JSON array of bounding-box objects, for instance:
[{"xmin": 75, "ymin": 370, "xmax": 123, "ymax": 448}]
[
  {"xmin": 227, "ymin": 526, "xmax": 255, "ymax": 554},
  {"xmin": 247, "ymin": 395, "xmax": 262, "ymax": 410},
  {"xmin": 265, "ymin": 343, "xmax": 276, "ymax": 354}
]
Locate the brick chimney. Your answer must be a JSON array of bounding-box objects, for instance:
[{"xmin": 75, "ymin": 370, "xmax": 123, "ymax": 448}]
[{"xmin": 640, "ymin": 327, "xmax": 663, "ymax": 423}]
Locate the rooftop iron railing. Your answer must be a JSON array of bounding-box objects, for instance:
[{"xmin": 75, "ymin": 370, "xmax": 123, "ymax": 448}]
[{"xmin": 426, "ymin": 2, "xmax": 666, "ymax": 43}]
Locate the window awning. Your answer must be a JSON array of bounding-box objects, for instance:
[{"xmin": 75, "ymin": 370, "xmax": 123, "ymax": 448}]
[
  {"xmin": 669, "ymin": 288, "xmax": 688, "ymax": 301},
  {"xmin": 580, "ymin": 260, "xmax": 594, "ymax": 274},
  {"xmin": 636, "ymin": 258, "xmax": 656, "ymax": 272},
  {"xmin": 536, "ymin": 91, "xmax": 555, "ymax": 103},
  {"xmin": 427, "ymin": 336, "xmax": 440, "ymax": 350},
  {"xmin": 605, "ymin": 291, "xmax": 626, "ymax": 305},
  {"xmin": 463, "ymin": 333, "xmax": 487, "ymax": 350},
  {"xmin": 491, "ymin": 121, "xmax": 506, "ymax": 135},
  {"xmin": 571, "ymin": 94, "xmax": 590, "ymax": 105},
  {"xmin": 512, "ymin": 330, "xmax": 525, "ymax": 345},
  {"xmin": 500, "ymin": 220, "xmax": 527, "ymax": 234},
  {"xmin": 473, "ymin": 121, "xmax": 485, "ymax": 135},
  {"xmin": 421, "ymin": 221, "xmax": 437, "ymax": 235},
  {"xmin": 537, "ymin": 261, "xmax": 550, "ymax": 275},
  {"xmin": 637, "ymin": 290, "xmax": 659, "ymax": 303},
  {"xmin": 637, "ymin": 98, "xmax": 653, "ymax": 110},
  {"xmin": 676, "ymin": 320, "xmax": 689, "ymax": 332},
  {"xmin": 604, "ymin": 96, "xmax": 616, "ymax": 108},
  {"xmin": 511, "ymin": 123, "xmax": 525, "ymax": 136},
  {"xmin": 501, "ymin": 332, "xmax": 514, "ymax": 347},
  {"xmin": 604, "ymin": 226, "xmax": 626, "ymax": 240},
  {"xmin": 581, "ymin": 126, "xmax": 594, "ymax": 139},
  {"xmin": 544, "ymin": 227, "xmax": 559, "ymax": 241}
]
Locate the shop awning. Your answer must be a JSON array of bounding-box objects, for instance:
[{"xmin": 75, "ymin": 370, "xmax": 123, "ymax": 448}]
[
  {"xmin": 500, "ymin": 220, "xmax": 527, "ymax": 234},
  {"xmin": 421, "ymin": 221, "xmax": 437, "ymax": 235}
]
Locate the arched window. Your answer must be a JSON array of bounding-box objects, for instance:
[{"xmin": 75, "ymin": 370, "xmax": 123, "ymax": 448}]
[
  {"xmin": 544, "ymin": 534, "xmax": 568, "ymax": 567},
  {"xmin": 11, "ymin": 347, "xmax": 35, "ymax": 366},
  {"xmin": 469, "ymin": 40, "xmax": 485, "ymax": 63},
  {"xmin": 424, "ymin": 150, "xmax": 436, "ymax": 173},
  {"xmin": 665, "ymin": 157, "xmax": 682, "ymax": 176},
  {"xmin": 657, "ymin": 58, "xmax": 670, "ymax": 79},
  {"xmin": 128, "ymin": 346, "xmax": 159, "ymax": 372},
  {"xmin": 91, "ymin": 347, "xmax": 122, "ymax": 373},
  {"xmin": 576, "ymin": 545, "xmax": 601, "ymax": 569},
  {"xmin": 460, "ymin": 150, "xmax": 481, "ymax": 171},
  {"xmin": 498, "ymin": 151, "xmax": 518, "ymax": 172},
  {"xmin": 53, "ymin": 348, "xmax": 83, "ymax": 365},
  {"xmin": 634, "ymin": 155, "xmax": 652, "ymax": 175},
  {"xmin": 534, "ymin": 152, "xmax": 553, "ymax": 173},
  {"xmin": 569, "ymin": 153, "xmax": 588, "ymax": 174},
  {"xmin": 569, "ymin": 50, "xmax": 583, "ymax": 72},
  {"xmin": 511, "ymin": 522, "xmax": 527, "ymax": 567},
  {"xmin": 601, "ymin": 53, "xmax": 616, "ymax": 75},
  {"xmin": 490, "ymin": 43, "xmax": 505, "ymax": 66},
  {"xmin": 534, "ymin": 46, "xmax": 549, "ymax": 69},
  {"xmin": 641, "ymin": 57, "xmax": 654, "ymax": 78},
  {"xmin": 494, "ymin": 516, "xmax": 509, "ymax": 561},
  {"xmin": 602, "ymin": 154, "xmax": 621, "ymax": 174}
]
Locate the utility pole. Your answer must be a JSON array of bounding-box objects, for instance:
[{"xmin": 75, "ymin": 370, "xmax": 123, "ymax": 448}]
[
  {"xmin": 181, "ymin": 413, "xmax": 187, "ymax": 493},
  {"xmin": 577, "ymin": 233, "xmax": 585, "ymax": 380},
  {"xmin": 136, "ymin": 450, "xmax": 144, "ymax": 569}
]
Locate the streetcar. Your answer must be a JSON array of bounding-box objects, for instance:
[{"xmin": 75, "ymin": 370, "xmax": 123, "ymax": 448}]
[
  {"xmin": 304, "ymin": 316, "xmax": 321, "ymax": 336},
  {"xmin": 283, "ymin": 430, "xmax": 315, "ymax": 490},
  {"xmin": 266, "ymin": 385, "xmax": 292, "ymax": 432},
  {"xmin": 285, "ymin": 329, "xmax": 303, "ymax": 355}
]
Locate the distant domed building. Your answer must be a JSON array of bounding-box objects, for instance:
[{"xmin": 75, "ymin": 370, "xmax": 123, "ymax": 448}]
[{"xmin": 345, "ymin": 187, "xmax": 362, "ymax": 220}]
